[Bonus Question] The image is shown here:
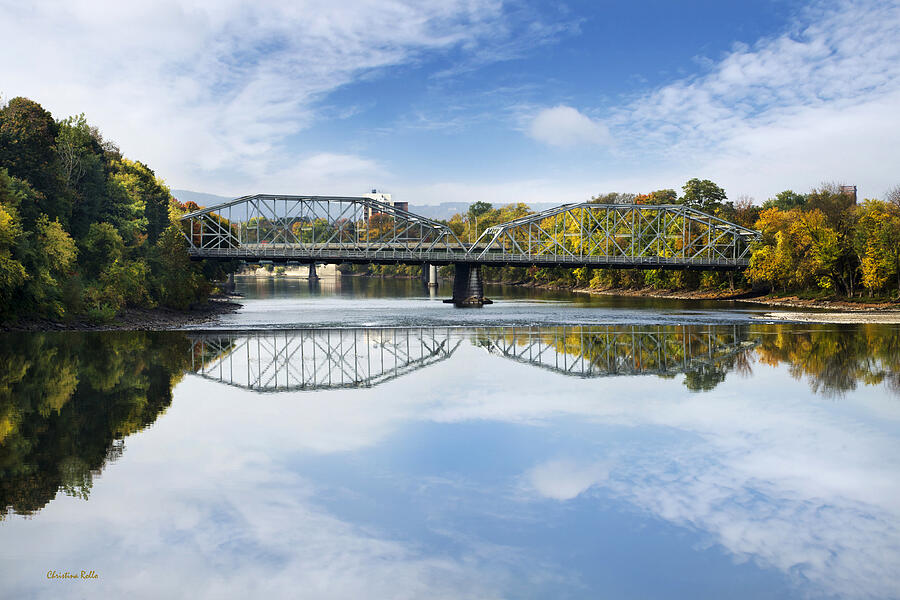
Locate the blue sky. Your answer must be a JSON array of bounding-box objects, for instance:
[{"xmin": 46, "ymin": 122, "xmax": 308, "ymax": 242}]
[{"xmin": 2, "ymin": 0, "xmax": 899, "ymax": 205}]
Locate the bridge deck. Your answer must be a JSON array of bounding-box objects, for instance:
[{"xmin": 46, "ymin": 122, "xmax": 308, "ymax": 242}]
[{"xmin": 189, "ymin": 246, "xmax": 750, "ymax": 269}]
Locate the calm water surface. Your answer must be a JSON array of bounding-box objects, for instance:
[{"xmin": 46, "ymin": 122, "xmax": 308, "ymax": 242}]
[{"xmin": 2, "ymin": 276, "xmax": 900, "ymax": 599}]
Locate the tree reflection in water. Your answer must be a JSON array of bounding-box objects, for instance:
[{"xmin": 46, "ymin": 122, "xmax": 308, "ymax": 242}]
[
  {"xmin": 0, "ymin": 332, "xmax": 192, "ymax": 517},
  {"xmin": 755, "ymin": 324, "xmax": 900, "ymax": 398},
  {"xmin": 471, "ymin": 325, "xmax": 757, "ymax": 392},
  {"xmin": 1, "ymin": 323, "xmax": 899, "ymax": 519}
]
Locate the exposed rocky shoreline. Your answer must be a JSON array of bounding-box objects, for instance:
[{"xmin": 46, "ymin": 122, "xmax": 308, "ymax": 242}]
[
  {"xmin": 570, "ymin": 286, "xmax": 900, "ymax": 310},
  {"xmin": 0, "ymin": 297, "xmax": 242, "ymax": 332},
  {"xmin": 564, "ymin": 286, "xmax": 900, "ymax": 323}
]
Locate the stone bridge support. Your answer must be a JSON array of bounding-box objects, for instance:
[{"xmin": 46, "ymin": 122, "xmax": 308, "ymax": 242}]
[{"xmin": 444, "ymin": 263, "xmax": 491, "ymax": 307}]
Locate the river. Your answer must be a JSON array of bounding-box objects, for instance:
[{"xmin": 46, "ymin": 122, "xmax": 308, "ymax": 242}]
[{"xmin": 2, "ymin": 275, "xmax": 900, "ymax": 599}]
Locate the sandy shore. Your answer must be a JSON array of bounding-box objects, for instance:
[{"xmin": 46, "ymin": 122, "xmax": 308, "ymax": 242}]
[{"xmin": 756, "ymin": 311, "xmax": 900, "ymax": 324}]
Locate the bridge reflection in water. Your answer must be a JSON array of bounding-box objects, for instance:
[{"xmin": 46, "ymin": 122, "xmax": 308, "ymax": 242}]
[
  {"xmin": 188, "ymin": 325, "xmax": 758, "ymax": 392},
  {"xmin": 190, "ymin": 328, "xmax": 461, "ymax": 391}
]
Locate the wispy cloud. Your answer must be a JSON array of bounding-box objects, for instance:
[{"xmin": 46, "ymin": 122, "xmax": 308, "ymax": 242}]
[
  {"xmin": 607, "ymin": 0, "xmax": 900, "ymax": 199},
  {"xmin": 0, "ymin": 0, "xmax": 529, "ymax": 193}
]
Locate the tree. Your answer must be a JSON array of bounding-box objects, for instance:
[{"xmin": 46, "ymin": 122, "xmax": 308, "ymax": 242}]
[
  {"xmin": 150, "ymin": 225, "xmax": 209, "ymax": 309},
  {"xmin": 55, "ymin": 114, "xmax": 94, "ymax": 189},
  {"xmin": 747, "ymin": 207, "xmax": 840, "ymax": 292},
  {"xmin": 99, "ymin": 177, "xmax": 148, "ymax": 244},
  {"xmin": 56, "ymin": 114, "xmax": 107, "ymax": 238},
  {"xmin": 805, "ymin": 184, "xmax": 856, "ymax": 228},
  {"xmin": 854, "ymin": 200, "xmax": 900, "ymax": 296},
  {"xmin": 803, "ymin": 184, "xmax": 859, "ymax": 295},
  {"xmin": 648, "ymin": 189, "xmax": 678, "ymax": 205},
  {"xmin": 78, "ymin": 222, "xmax": 124, "ymax": 280},
  {"xmin": 633, "ymin": 189, "xmax": 678, "ymax": 205},
  {"xmin": 0, "ymin": 98, "xmax": 67, "ymax": 224},
  {"xmin": 0, "ymin": 97, "xmax": 218, "ymax": 324},
  {"xmin": 731, "ymin": 194, "xmax": 761, "ymax": 228},
  {"xmin": 681, "ymin": 178, "xmax": 726, "ymax": 211},
  {"xmin": 468, "ymin": 201, "xmax": 493, "ymax": 218},
  {"xmin": 884, "ymin": 184, "xmax": 900, "ymax": 209},
  {"xmin": 762, "ymin": 190, "xmax": 807, "ymax": 211},
  {"xmin": 591, "ymin": 192, "xmax": 636, "ymax": 204},
  {"xmin": 110, "ymin": 158, "xmax": 172, "ymax": 243},
  {"xmin": 0, "ymin": 183, "xmax": 26, "ymax": 312}
]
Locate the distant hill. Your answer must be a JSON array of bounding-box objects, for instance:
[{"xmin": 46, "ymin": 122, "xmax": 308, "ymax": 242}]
[
  {"xmin": 171, "ymin": 189, "xmax": 233, "ymax": 207},
  {"xmin": 171, "ymin": 190, "xmax": 561, "ymax": 220}
]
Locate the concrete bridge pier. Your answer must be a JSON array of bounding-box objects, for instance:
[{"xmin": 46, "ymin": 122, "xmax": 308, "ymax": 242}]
[
  {"xmin": 443, "ymin": 263, "xmax": 492, "ymax": 307},
  {"xmin": 307, "ymin": 263, "xmax": 319, "ymax": 281},
  {"xmin": 422, "ymin": 263, "xmax": 439, "ymax": 287}
]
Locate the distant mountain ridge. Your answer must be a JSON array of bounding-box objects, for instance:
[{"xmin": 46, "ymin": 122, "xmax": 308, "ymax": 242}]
[
  {"xmin": 171, "ymin": 190, "xmax": 560, "ymax": 220},
  {"xmin": 171, "ymin": 189, "xmax": 233, "ymax": 207}
]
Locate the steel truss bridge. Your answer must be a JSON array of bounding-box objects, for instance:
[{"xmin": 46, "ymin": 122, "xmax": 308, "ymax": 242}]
[
  {"xmin": 180, "ymin": 194, "xmax": 760, "ymax": 270},
  {"xmin": 187, "ymin": 326, "xmax": 758, "ymax": 392}
]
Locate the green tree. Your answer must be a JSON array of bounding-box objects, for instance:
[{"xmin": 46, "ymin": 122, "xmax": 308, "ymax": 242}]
[
  {"xmin": 591, "ymin": 192, "xmax": 637, "ymax": 204},
  {"xmin": 0, "ymin": 98, "xmax": 66, "ymax": 224},
  {"xmin": 0, "ymin": 97, "xmax": 218, "ymax": 324},
  {"xmin": 150, "ymin": 225, "xmax": 209, "ymax": 309},
  {"xmin": 681, "ymin": 178, "xmax": 726, "ymax": 211},
  {"xmin": 0, "ymin": 189, "xmax": 26, "ymax": 312},
  {"xmin": 855, "ymin": 200, "xmax": 900, "ymax": 296},
  {"xmin": 468, "ymin": 201, "xmax": 493, "ymax": 218},
  {"xmin": 78, "ymin": 222, "xmax": 124, "ymax": 280},
  {"xmin": 762, "ymin": 190, "xmax": 807, "ymax": 211},
  {"xmin": 56, "ymin": 114, "xmax": 107, "ymax": 238},
  {"xmin": 110, "ymin": 158, "xmax": 172, "ymax": 243},
  {"xmin": 648, "ymin": 189, "xmax": 679, "ymax": 204}
]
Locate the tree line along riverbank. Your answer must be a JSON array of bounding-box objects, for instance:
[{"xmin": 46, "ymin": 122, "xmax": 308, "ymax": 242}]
[
  {"xmin": 354, "ymin": 181, "xmax": 900, "ymax": 306},
  {"xmin": 0, "ymin": 97, "xmax": 237, "ymax": 327}
]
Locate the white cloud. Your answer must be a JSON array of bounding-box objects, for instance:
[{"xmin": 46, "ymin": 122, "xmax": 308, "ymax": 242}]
[
  {"xmin": 610, "ymin": 0, "xmax": 900, "ymax": 201},
  {"xmin": 0, "ymin": 0, "xmax": 511, "ymax": 194},
  {"xmin": 528, "ymin": 105, "xmax": 610, "ymax": 147},
  {"xmin": 264, "ymin": 152, "xmax": 385, "ymax": 194}
]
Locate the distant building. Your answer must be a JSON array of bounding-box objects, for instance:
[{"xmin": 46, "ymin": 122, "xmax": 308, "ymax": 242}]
[
  {"xmin": 363, "ymin": 189, "xmax": 408, "ymax": 219},
  {"xmin": 839, "ymin": 185, "xmax": 857, "ymax": 203}
]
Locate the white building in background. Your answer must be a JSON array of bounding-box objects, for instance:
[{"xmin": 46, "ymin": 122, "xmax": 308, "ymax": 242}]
[{"xmin": 363, "ymin": 189, "xmax": 408, "ymax": 220}]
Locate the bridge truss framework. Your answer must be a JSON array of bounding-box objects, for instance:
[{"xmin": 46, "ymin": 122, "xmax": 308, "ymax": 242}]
[{"xmin": 179, "ymin": 195, "xmax": 761, "ymax": 270}]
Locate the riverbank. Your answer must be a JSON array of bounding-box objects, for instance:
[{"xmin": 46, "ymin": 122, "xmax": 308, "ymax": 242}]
[
  {"xmin": 347, "ymin": 271, "xmax": 900, "ymax": 317},
  {"xmin": 563, "ymin": 285, "xmax": 900, "ymax": 323},
  {"xmin": 495, "ymin": 278, "xmax": 899, "ymax": 310},
  {"xmin": 0, "ymin": 297, "xmax": 242, "ymax": 332}
]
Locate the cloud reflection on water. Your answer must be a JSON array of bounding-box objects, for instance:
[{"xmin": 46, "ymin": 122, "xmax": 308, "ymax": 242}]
[{"xmin": 2, "ymin": 324, "xmax": 900, "ymax": 599}]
